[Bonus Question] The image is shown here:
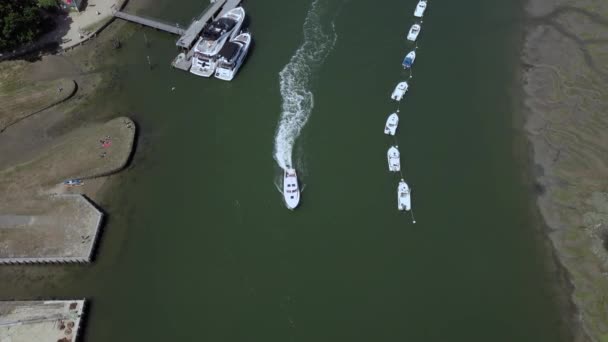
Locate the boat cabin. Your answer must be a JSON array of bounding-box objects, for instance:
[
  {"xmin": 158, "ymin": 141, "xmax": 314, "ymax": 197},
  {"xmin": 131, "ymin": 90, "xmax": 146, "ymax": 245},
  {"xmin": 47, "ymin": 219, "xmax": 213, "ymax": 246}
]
[
  {"xmin": 201, "ymin": 18, "xmax": 236, "ymax": 40},
  {"xmin": 217, "ymin": 42, "xmax": 241, "ymax": 68}
]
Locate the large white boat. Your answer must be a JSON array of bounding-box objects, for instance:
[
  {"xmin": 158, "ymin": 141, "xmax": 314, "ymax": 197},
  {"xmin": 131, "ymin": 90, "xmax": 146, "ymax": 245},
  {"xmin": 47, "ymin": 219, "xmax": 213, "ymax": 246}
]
[
  {"xmin": 387, "ymin": 146, "xmax": 401, "ymax": 172},
  {"xmin": 215, "ymin": 32, "xmax": 252, "ymax": 81},
  {"xmin": 391, "ymin": 81, "xmax": 409, "ymax": 101},
  {"xmin": 407, "ymin": 24, "xmax": 421, "ymax": 42},
  {"xmin": 402, "ymin": 50, "xmax": 416, "ymax": 69},
  {"xmin": 190, "ymin": 7, "xmax": 246, "ymax": 77},
  {"xmin": 398, "ymin": 179, "xmax": 411, "ymax": 211},
  {"xmin": 283, "ymin": 168, "xmax": 300, "ymax": 209},
  {"xmin": 384, "ymin": 111, "xmax": 399, "ymax": 136},
  {"xmin": 414, "ymin": 0, "xmax": 427, "ymax": 18}
]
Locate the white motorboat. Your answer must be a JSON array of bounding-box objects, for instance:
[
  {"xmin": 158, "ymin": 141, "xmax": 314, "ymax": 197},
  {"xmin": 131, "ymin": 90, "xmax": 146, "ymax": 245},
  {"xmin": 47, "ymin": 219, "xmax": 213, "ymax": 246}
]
[
  {"xmin": 190, "ymin": 7, "xmax": 245, "ymax": 77},
  {"xmin": 215, "ymin": 32, "xmax": 252, "ymax": 81},
  {"xmin": 414, "ymin": 0, "xmax": 427, "ymax": 18},
  {"xmin": 398, "ymin": 179, "xmax": 411, "ymax": 211},
  {"xmin": 407, "ymin": 24, "xmax": 421, "ymax": 41},
  {"xmin": 387, "ymin": 146, "xmax": 401, "ymax": 172},
  {"xmin": 283, "ymin": 168, "xmax": 300, "ymax": 209},
  {"xmin": 190, "ymin": 55, "xmax": 218, "ymax": 77},
  {"xmin": 402, "ymin": 50, "xmax": 416, "ymax": 69},
  {"xmin": 391, "ymin": 81, "xmax": 409, "ymax": 101},
  {"xmin": 384, "ymin": 112, "xmax": 399, "ymax": 135}
]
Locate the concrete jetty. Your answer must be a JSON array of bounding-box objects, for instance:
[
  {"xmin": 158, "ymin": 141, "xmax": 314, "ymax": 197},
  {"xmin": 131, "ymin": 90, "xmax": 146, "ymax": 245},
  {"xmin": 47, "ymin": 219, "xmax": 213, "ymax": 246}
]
[
  {"xmin": 0, "ymin": 300, "xmax": 85, "ymax": 342},
  {"xmin": 176, "ymin": 0, "xmax": 228, "ymax": 49},
  {"xmin": 0, "ymin": 195, "xmax": 102, "ymax": 264}
]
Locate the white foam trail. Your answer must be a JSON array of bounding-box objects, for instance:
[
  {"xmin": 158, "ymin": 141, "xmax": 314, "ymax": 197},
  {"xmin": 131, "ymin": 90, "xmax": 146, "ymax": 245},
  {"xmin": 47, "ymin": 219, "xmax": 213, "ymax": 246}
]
[{"xmin": 274, "ymin": 0, "xmax": 337, "ymax": 170}]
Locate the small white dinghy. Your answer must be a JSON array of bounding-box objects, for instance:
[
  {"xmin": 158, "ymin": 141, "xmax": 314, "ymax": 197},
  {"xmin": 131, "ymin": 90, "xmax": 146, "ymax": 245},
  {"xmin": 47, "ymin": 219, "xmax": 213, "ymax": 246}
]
[
  {"xmin": 398, "ymin": 179, "xmax": 411, "ymax": 211},
  {"xmin": 402, "ymin": 50, "xmax": 416, "ymax": 69},
  {"xmin": 391, "ymin": 81, "xmax": 409, "ymax": 101},
  {"xmin": 283, "ymin": 168, "xmax": 300, "ymax": 210},
  {"xmin": 384, "ymin": 111, "xmax": 399, "ymax": 136},
  {"xmin": 407, "ymin": 24, "xmax": 421, "ymax": 41},
  {"xmin": 414, "ymin": 0, "xmax": 427, "ymax": 18},
  {"xmin": 387, "ymin": 146, "xmax": 401, "ymax": 172}
]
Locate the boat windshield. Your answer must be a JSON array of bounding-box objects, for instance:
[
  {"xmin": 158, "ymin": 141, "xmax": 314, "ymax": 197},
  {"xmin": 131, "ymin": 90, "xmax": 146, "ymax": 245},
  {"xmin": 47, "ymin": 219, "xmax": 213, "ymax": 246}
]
[
  {"xmin": 201, "ymin": 18, "xmax": 236, "ymax": 40},
  {"xmin": 218, "ymin": 60, "xmax": 236, "ymax": 69},
  {"xmin": 195, "ymin": 53, "xmax": 212, "ymax": 62}
]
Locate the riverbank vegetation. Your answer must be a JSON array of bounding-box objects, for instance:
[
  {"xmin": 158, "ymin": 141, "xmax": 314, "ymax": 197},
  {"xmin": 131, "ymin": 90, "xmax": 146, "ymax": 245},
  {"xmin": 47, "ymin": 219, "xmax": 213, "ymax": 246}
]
[{"xmin": 0, "ymin": 0, "xmax": 60, "ymax": 52}]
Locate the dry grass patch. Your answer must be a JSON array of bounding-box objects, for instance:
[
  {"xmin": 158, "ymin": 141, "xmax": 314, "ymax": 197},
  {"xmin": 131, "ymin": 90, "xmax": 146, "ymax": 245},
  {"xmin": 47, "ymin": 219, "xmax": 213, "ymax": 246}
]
[
  {"xmin": 0, "ymin": 62, "xmax": 76, "ymax": 131},
  {"xmin": 0, "ymin": 117, "xmax": 136, "ymax": 196}
]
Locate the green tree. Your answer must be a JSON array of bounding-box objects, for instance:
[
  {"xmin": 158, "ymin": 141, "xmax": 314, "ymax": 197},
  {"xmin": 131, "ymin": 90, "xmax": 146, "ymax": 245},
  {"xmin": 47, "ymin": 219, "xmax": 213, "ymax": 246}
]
[
  {"xmin": 0, "ymin": 0, "xmax": 43, "ymax": 52},
  {"xmin": 37, "ymin": 0, "xmax": 59, "ymax": 9}
]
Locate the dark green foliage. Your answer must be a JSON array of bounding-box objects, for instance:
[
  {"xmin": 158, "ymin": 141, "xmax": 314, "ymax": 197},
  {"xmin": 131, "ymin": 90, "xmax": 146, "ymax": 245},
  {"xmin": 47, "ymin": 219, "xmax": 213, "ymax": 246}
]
[
  {"xmin": 37, "ymin": 0, "xmax": 60, "ymax": 9},
  {"xmin": 0, "ymin": 0, "xmax": 43, "ymax": 52}
]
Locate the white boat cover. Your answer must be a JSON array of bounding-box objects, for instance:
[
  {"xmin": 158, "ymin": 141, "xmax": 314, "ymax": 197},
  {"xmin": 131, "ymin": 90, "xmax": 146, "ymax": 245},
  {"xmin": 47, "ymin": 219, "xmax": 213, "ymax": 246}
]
[
  {"xmin": 414, "ymin": 1, "xmax": 427, "ymax": 18},
  {"xmin": 407, "ymin": 24, "xmax": 421, "ymax": 41},
  {"xmin": 398, "ymin": 179, "xmax": 411, "ymax": 211},
  {"xmin": 391, "ymin": 81, "xmax": 409, "ymax": 101},
  {"xmin": 384, "ymin": 112, "xmax": 399, "ymax": 135},
  {"xmin": 387, "ymin": 146, "xmax": 401, "ymax": 172}
]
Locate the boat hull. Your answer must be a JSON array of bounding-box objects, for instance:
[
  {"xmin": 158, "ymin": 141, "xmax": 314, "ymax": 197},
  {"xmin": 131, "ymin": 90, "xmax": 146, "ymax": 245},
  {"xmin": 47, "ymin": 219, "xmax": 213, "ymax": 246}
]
[
  {"xmin": 215, "ymin": 33, "xmax": 252, "ymax": 81},
  {"xmin": 414, "ymin": 1, "xmax": 427, "ymax": 17},
  {"xmin": 391, "ymin": 82, "xmax": 408, "ymax": 101},
  {"xmin": 384, "ymin": 113, "xmax": 399, "ymax": 135},
  {"xmin": 190, "ymin": 61, "xmax": 216, "ymax": 77},
  {"xmin": 407, "ymin": 25, "xmax": 421, "ymax": 41},
  {"xmin": 388, "ymin": 146, "xmax": 401, "ymax": 172},
  {"xmin": 398, "ymin": 180, "xmax": 411, "ymax": 211},
  {"xmin": 402, "ymin": 51, "xmax": 416, "ymax": 69},
  {"xmin": 283, "ymin": 168, "xmax": 300, "ymax": 209}
]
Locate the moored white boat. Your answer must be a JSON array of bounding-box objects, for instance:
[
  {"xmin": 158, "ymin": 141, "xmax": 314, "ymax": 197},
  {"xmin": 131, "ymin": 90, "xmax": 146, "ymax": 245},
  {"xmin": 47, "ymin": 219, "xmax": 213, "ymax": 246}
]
[
  {"xmin": 387, "ymin": 146, "xmax": 401, "ymax": 172},
  {"xmin": 398, "ymin": 179, "xmax": 411, "ymax": 211},
  {"xmin": 190, "ymin": 55, "xmax": 217, "ymax": 77},
  {"xmin": 215, "ymin": 32, "xmax": 252, "ymax": 81},
  {"xmin": 407, "ymin": 24, "xmax": 421, "ymax": 41},
  {"xmin": 283, "ymin": 168, "xmax": 300, "ymax": 209},
  {"xmin": 402, "ymin": 50, "xmax": 416, "ymax": 69},
  {"xmin": 384, "ymin": 111, "xmax": 399, "ymax": 135},
  {"xmin": 391, "ymin": 81, "xmax": 409, "ymax": 101},
  {"xmin": 414, "ymin": 0, "xmax": 427, "ymax": 18},
  {"xmin": 190, "ymin": 7, "xmax": 245, "ymax": 77}
]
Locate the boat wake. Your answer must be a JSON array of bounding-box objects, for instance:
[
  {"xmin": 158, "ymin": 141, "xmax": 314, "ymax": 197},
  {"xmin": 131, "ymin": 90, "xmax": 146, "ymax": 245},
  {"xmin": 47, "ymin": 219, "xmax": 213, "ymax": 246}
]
[{"xmin": 273, "ymin": 0, "xmax": 338, "ymax": 170}]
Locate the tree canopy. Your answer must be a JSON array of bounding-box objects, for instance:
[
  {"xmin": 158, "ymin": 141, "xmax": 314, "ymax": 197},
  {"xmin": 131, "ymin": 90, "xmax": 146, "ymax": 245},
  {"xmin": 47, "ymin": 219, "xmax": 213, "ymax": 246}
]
[{"xmin": 0, "ymin": 0, "xmax": 44, "ymax": 52}]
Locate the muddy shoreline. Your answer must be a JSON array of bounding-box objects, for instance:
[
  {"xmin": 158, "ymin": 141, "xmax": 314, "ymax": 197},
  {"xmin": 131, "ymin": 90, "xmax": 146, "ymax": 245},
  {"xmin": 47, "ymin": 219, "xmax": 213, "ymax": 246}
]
[{"xmin": 523, "ymin": 0, "xmax": 608, "ymax": 340}]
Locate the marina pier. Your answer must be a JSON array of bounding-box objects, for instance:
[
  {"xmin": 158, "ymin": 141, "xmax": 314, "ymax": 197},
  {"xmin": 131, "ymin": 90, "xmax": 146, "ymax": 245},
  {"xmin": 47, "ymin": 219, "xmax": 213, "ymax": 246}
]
[
  {"xmin": 112, "ymin": 0, "xmax": 243, "ymax": 71},
  {"xmin": 113, "ymin": 11, "xmax": 185, "ymax": 35}
]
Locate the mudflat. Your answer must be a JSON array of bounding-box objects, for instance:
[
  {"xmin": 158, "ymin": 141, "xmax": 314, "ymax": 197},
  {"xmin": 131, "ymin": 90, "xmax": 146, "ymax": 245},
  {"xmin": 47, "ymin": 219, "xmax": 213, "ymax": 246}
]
[
  {"xmin": 0, "ymin": 23, "xmax": 136, "ymax": 264},
  {"xmin": 524, "ymin": 0, "xmax": 608, "ymax": 339}
]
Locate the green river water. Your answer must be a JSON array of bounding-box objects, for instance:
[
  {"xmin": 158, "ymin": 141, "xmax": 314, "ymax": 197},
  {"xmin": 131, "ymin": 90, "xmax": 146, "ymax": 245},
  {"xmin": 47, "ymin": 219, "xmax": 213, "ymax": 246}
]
[{"xmin": 2, "ymin": 0, "xmax": 571, "ymax": 340}]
